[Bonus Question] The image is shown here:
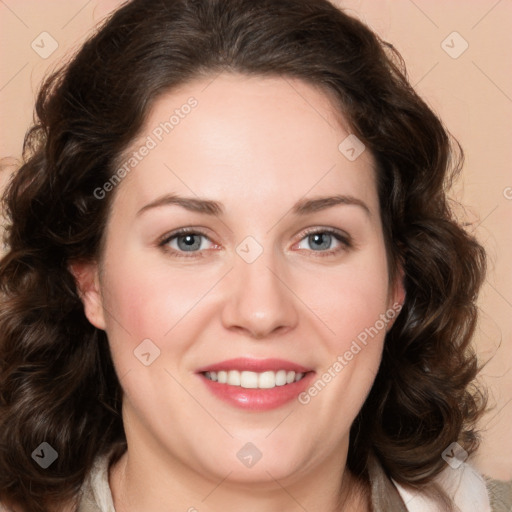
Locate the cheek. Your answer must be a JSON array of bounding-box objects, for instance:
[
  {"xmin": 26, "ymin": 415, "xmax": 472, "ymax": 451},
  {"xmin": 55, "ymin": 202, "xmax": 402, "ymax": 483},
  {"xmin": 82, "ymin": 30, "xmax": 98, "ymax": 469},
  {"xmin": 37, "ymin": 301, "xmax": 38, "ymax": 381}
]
[
  {"xmin": 99, "ymin": 251, "xmax": 217, "ymax": 363},
  {"xmin": 295, "ymin": 255, "xmax": 391, "ymax": 419},
  {"xmin": 304, "ymin": 253, "xmax": 391, "ymax": 351}
]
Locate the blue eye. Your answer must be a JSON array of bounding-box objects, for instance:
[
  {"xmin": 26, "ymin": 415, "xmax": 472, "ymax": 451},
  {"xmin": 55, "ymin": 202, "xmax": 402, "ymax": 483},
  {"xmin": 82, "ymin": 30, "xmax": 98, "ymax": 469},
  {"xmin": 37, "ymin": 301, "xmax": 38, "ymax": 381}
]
[
  {"xmin": 158, "ymin": 227, "xmax": 351, "ymax": 258},
  {"xmin": 159, "ymin": 229, "xmax": 213, "ymax": 257},
  {"xmin": 296, "ymin": 228, "xmax": 351, "ymax": 256}
]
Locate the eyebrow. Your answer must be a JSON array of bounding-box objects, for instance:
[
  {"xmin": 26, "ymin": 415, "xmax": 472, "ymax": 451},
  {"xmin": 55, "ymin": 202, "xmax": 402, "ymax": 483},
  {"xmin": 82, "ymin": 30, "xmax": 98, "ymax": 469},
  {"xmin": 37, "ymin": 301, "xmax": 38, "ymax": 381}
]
[{"xmin": 136, "ymin": 193, "xmax": 371, "ymax": 218}]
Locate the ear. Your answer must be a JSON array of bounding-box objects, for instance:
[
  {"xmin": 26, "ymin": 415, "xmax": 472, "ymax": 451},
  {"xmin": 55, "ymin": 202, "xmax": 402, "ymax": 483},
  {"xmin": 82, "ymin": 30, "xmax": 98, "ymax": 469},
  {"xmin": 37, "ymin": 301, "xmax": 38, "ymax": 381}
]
[
  {"xmin": 69, "ymin": 260, "xmax": 106, "ymax": 330},
  {"xmin": 387, "ymin": 264, "xmax": 406, "ymax": 331}
]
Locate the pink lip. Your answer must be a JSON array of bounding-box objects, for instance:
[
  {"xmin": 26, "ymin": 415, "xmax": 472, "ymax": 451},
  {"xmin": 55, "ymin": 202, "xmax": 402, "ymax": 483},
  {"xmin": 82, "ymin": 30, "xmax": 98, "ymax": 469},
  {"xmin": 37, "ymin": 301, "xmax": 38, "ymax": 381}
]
[
  {"xmin": 195, "ymin": 357, "xmax": 312, "ymax": 373},
  {"xmin": 198, "ymin": 371, "xmax": 316, "ymax": 411},
  {"xmin": 195, "ymin": 358, "xmax": 315, "ymax": 411}
]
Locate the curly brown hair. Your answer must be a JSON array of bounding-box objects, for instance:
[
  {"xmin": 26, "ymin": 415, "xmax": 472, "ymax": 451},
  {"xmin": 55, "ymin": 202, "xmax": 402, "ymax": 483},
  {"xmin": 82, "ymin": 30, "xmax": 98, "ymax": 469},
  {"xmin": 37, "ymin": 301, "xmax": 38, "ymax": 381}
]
[{"xmin": 0, "ymin": 0, "xmax": 487, "ymax": 510}]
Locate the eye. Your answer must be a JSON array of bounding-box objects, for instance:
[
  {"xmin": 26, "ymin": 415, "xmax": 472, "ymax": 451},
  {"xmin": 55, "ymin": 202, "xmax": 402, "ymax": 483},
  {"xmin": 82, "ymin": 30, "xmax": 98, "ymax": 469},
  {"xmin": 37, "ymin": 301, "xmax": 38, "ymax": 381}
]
[
  {"xmin": 295, "ymin": 228, "xmax": 351, "ymax": 256},
  {"xmin": 158, "ymin": 228, "xmax": 217, "ymax": 258}
]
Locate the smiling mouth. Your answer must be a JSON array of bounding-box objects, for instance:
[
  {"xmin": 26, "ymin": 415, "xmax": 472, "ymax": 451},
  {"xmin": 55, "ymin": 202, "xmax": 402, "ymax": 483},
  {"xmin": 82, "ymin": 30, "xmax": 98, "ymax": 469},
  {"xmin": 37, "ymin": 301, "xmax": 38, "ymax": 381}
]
[{"xmin": 202, "ymin": 369, "xmax": 309, "ymax": 389}]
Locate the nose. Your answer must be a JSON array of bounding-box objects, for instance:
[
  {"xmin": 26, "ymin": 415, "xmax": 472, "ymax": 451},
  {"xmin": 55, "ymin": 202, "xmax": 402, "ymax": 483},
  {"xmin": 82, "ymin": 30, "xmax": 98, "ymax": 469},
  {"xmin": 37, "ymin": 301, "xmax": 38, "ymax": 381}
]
[{"xmin": 221, "ymin": 248, "xmax": 299, "ymax": 339}]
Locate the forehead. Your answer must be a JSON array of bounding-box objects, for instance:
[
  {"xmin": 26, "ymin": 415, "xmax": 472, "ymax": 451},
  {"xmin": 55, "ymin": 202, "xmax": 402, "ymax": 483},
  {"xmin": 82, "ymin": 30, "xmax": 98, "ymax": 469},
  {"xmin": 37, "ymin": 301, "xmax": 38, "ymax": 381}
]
[{"xmin": 112, "ymin": 73, "xmax": 377, "ymax": 217}]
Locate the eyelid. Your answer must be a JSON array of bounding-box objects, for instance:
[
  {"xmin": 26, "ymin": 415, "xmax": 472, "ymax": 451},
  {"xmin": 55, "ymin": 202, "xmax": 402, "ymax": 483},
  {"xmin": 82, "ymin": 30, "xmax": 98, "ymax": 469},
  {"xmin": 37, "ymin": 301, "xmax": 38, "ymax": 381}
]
[
  {"xmin": 297, "ymin": 226, "xmax": 352, "ymax": 245},
  {"xmin": 157, "ymin": 227, "xmax": 218, "ymax": 258},
  {"xmin": 157, "ymin": 226, "xmax": 213, "ymax": 247},
  {"xmin": 293, "ymin": 226, "xmax": 353, "ymax": 256}
]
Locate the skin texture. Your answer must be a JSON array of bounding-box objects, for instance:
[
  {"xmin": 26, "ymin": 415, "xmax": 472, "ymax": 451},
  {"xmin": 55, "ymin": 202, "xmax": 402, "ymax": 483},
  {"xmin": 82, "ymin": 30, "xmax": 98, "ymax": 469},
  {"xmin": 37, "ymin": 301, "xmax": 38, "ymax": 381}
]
[{"xmin": 74, "ymin": 73, "xmax": 404, "ymax": 512}]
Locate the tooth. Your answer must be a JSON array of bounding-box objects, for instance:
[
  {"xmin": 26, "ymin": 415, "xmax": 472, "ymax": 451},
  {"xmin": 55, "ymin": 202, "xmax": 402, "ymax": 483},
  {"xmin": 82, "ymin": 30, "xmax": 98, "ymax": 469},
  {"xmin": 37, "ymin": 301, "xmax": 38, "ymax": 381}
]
[
  {"xmin": 204, "ymin": 369, "xmax": 308, "ymax": 387},
  {"xmin": 240, "ymin": 371, "xmax": 259, "ymax": 388},
  {"xmin": 275, "ymin": 370, "xmax": 287, "ymax": 386},
  {"xmin": 259, "ymin": 371, "xmax": 276, "ymax": 389},
  {"xmin": 227, "ymin": 370, "xmax": 241, "ymax": 386}
]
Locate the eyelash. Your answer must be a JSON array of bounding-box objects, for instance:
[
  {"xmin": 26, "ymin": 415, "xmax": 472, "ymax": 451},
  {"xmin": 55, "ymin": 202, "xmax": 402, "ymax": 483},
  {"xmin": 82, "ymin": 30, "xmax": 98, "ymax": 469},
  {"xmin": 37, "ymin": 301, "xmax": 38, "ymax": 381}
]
[{"xmin": 158, "ymin": 227, "xmax": 352, "ymax": 259}]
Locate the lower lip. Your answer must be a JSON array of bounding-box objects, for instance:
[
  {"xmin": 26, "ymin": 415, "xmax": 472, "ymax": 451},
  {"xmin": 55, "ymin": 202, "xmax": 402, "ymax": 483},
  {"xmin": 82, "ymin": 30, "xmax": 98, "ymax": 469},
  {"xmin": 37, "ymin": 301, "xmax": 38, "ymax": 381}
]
[{"xmin": 198, "ymin": 372, "xmax": 316, "ymax": 411}]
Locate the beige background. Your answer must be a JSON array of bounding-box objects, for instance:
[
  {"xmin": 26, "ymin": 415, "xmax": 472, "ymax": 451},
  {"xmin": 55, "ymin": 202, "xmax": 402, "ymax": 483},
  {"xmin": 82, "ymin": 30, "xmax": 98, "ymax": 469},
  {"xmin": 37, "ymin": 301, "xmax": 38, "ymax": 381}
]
[{"xmin": 1, "ymin": 0, "xmax": 511, "ymax": 479}]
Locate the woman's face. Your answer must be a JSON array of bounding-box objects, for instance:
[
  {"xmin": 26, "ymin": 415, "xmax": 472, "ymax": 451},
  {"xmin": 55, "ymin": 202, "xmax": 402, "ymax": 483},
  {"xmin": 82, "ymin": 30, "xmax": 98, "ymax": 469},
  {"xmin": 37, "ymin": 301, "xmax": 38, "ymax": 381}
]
[{"xmin": 78, "ymin": 73, "xmax": 403, "ymax": 487}]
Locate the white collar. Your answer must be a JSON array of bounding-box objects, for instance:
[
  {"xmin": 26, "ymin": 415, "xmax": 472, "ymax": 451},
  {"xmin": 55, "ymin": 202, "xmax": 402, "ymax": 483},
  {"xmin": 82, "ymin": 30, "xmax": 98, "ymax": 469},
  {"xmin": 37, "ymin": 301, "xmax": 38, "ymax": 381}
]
[{"xmin": 393, "ymin": 462, "xmax": 492, "ymax": 512}]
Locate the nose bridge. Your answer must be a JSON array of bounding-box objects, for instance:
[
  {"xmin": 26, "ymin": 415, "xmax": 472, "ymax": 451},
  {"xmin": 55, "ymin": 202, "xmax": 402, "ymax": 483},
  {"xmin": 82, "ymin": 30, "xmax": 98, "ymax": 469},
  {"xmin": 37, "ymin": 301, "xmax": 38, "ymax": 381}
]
[{"xmin": 222, "ymin": 237, "xmax": 298, "ymax": 337}]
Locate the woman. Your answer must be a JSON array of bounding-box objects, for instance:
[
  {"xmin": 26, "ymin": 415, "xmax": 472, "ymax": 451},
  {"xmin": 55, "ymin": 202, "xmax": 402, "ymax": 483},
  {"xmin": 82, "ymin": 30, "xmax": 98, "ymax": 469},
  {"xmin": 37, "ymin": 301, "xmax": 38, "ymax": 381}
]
[{"xmin": 0, "ymin": 0, "xmax": 509, "ymax": 510}]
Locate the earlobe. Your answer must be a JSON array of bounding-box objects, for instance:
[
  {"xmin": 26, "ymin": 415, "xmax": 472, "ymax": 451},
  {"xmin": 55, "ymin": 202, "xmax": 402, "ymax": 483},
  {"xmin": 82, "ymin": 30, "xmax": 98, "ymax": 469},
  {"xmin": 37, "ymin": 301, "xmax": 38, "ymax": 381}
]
[{"xmin": 69, "ymin": 261, "xmax": 106, "ymax": 330}]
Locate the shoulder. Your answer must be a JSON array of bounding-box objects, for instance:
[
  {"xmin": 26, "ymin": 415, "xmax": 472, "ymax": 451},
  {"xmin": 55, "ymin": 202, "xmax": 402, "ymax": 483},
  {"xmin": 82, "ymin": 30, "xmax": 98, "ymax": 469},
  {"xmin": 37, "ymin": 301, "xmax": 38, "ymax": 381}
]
[
  {"xmin": 1, "ymin": 452, "xmax": 117, "ymax": 512},
  {"xmin": 393, "ymin": 462, "xmax": 494, "ymax": 512},
  {"xmin": 1, "ymin": 488, "xmax": 93, "ymax": 512},
  {"xmin": 483, "ymin": 474, "xmax": 512, "ymax": 512},
  {"xmin": 76, "ymin": 451, "xmax": 116, "ymax": 512}
]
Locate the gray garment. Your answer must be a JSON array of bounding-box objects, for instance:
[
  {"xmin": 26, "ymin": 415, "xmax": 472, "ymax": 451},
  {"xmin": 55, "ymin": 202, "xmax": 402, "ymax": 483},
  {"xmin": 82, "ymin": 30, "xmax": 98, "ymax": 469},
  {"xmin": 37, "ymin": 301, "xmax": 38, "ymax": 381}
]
[
  {"xmin": 76, "ymin": 450, "xmax": 512, "ymax": 512},
  {"xmin": 485, "ymin": 477, "xmax": 512, "ymax": 512}
]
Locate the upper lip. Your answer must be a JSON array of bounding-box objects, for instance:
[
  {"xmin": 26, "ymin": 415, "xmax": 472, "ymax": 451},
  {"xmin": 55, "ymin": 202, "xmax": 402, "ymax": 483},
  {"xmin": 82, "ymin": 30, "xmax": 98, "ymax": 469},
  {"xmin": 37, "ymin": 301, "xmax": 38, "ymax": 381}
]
[{"xmin": 196, "ymin": 358, "xmax": 313, "ymax": 374}]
